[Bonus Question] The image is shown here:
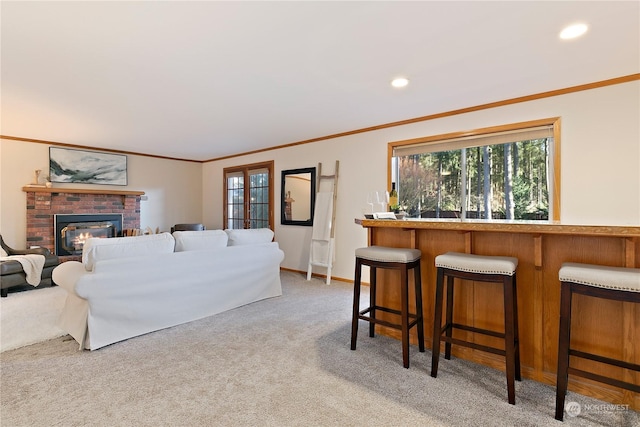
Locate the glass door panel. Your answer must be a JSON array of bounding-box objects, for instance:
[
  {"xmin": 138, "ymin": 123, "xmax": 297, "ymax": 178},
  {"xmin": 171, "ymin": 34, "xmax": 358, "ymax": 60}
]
[{"xmin": 224, "ymin": 162, "xmax": 273, "ymax": 230}]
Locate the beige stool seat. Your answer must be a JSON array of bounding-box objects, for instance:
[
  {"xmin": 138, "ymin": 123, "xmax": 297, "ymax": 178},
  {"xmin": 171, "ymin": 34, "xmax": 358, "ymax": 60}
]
[
  {"xmin": 555, "ymin": 263, "xmax": 640, "ymax": 421},
  {"xmin": 351, "ymin": 246, "xmax": 424, "ymax": 368},
  {"xmin": 355, "ymin": 246, "xmax": 422, "ymax": 264},
  {"xmin": 434, "ymin": 252, "xmax": 518, "ymax": 275},
  {"xmin": 431, "ymin": 251, "xmax": 521, "ymax": 405}
]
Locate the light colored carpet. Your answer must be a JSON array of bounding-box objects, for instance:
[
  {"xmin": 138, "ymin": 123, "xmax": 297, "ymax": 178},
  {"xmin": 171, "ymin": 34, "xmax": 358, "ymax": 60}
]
[
  {"xmin": 0, "ymin": 271, "xmax": 637, "ymax": 426},
  {"xmin": 0, "ymin": 286, "xmax": 67, "ymax": 352}
]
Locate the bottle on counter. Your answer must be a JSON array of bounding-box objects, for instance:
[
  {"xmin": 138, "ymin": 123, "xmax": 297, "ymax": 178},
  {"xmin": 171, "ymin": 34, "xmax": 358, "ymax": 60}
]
[{"xmin": 389, "ymin": 182, "xmax": 398, "ymax": 211}]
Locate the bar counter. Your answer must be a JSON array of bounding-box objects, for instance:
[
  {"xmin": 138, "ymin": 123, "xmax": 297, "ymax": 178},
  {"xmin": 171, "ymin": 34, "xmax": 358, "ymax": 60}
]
[{"xmin": 355, "ymin": 218, "xmax": 639, "ymax": 409}]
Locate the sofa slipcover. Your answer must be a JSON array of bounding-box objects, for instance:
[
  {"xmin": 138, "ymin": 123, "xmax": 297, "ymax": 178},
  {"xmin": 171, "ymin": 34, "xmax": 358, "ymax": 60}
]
[{"xmin": 53, "ymin": 231, "xmax": 284, "ymax": 350}]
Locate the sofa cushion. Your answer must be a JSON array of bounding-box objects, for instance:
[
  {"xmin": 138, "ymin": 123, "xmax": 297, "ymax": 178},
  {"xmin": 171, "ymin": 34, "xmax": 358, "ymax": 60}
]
[
  {"xmin": 82, "ymin": 233, "xmax": 175, "ymax": 271},
  {"xmin": 173, "ymin": 230, "xmax": 228, "ymax": 252},
  {"xmin": 224, "ymin": 228, "xmax": 274, "ymax": 246}
]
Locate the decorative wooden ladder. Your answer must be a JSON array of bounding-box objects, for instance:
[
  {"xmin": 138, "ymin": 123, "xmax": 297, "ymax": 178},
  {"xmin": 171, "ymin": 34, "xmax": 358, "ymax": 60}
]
[{"xmin": 307, "ymin": 160, "xmax": 339, "ymax": 285}]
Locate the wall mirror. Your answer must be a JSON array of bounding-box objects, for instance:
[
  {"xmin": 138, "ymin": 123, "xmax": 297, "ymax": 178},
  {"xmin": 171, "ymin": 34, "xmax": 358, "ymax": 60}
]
[{"xmin": 281, "ymin": 167, "xmax": 316, "ymax": 226}]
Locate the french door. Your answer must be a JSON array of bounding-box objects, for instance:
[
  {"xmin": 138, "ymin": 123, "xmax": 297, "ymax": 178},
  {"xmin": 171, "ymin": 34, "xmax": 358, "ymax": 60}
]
[{"xmin": 224, "ymin": 161, "xmax": 274, "ymax": 230}]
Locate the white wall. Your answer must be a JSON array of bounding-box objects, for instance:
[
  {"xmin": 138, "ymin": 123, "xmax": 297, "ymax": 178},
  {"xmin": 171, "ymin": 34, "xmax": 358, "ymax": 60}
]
[
  {"xmin": 0, "ymin": 138, "xmax": 203, "ymax": 247},
  {"xmin": 202, "ymin": 81, "xmax": 640, "ymax": 282},
  {"xmin": 2, "ymin": 81, "xmax": 637, "ymax": 280}
]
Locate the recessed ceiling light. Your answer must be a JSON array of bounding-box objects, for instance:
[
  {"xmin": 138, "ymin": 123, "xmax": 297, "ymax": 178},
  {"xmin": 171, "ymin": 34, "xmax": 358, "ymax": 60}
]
[
  {"xmin": 560, "ymin": 23, "xmax": 588, "ymax": 40},
  {"xmin": 391, "ymin": 77, "xmax": 409, "ymax": 88}
]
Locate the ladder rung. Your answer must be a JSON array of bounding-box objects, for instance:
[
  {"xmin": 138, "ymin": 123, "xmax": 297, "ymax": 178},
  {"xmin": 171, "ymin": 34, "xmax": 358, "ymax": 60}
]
[{"xmin": 310, "ymin": 262, "xmax": 331, "ymax": 268}]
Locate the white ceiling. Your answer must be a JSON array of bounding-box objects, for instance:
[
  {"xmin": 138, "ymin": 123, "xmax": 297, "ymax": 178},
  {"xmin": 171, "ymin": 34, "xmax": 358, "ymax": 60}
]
[{"xmin": 2, "ymin": 1, "xmax": 638, "ymax": 161}]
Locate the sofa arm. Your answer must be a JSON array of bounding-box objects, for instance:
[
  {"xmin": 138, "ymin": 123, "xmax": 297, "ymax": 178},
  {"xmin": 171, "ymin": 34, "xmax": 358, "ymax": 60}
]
[{"xmin": 52, "ymin": 261, "xmax": 88, "ymax": 294}]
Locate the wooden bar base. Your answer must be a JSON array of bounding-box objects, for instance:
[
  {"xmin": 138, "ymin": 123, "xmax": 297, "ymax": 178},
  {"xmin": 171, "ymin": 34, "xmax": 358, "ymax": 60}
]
[{"xmin": 355, "ymin": 218, "xmax": 640, "ymax": 410}]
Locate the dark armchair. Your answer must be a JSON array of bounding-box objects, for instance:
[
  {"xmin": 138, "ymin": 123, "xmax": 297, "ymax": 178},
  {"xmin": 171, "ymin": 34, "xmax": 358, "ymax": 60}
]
[
  {"xmin": 171, "ymin": 223, "xmax": 205, "ymax": 233},
  {"xmin": 0, "ymin": 234, "xmax": 59, "ymax": 297}
]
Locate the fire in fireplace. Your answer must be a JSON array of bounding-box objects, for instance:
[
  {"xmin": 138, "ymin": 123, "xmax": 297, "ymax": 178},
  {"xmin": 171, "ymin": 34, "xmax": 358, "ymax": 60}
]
[{"xmin": 54, "ymin": 214, "xmax": 123, "ymax": 256}]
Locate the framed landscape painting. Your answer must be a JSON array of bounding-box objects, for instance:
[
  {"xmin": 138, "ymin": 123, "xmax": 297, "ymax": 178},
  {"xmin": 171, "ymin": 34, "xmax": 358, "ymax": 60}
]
[{"xmin": 49, "ymin": 147, "xmax": 128, "ymax": 185}]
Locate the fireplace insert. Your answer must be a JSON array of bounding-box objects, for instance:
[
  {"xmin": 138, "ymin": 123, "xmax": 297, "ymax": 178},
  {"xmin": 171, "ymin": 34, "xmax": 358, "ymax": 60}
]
[{"xmin": 54, "ymin": 214, "xmax": 123, "ymax": 256}]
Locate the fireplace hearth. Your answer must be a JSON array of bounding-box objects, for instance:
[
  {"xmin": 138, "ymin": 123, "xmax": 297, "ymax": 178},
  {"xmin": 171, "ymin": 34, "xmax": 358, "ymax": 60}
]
[{"xmin": 54, "ymin": 214, "xmax": 123, "ymax": 256}]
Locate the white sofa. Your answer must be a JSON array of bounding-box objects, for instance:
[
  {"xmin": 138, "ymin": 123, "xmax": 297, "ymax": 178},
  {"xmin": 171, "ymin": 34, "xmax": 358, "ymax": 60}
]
[{"xmin": 53, "ymin": 229, "xmax": 284, "ymax": 350}]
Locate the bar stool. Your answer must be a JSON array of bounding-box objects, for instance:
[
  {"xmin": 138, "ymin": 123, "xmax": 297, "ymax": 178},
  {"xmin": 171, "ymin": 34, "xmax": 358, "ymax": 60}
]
[
  {"xmin": 431, "ymin": 252, "xmax": 521, "ymax": 404},
  {"xmin": 351, "ymin": 246, "xmax": 425, "ymax": 368},
  {"xmin": 555, "ymin": 263, "xmax": 640, "ymax": 421}
]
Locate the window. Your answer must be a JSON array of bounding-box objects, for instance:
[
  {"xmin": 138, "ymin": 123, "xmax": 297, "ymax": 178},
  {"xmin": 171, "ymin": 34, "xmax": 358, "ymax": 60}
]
[
  {"xmin": 389, "ymin": 118, "xmax": 560, "ymax": 221},
  {"xmin": 224, "ymin": 161, "xmax": 274, "ymax": 230}
]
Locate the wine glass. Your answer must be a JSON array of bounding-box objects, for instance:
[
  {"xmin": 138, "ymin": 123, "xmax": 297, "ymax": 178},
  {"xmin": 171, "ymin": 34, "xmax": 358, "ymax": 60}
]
[
  {"xmin": 366, "ymin": 192, "xmax": 376, "ymax": 213},
  {"xmin": 367, "ymin": 191, "xmax": 373, "ymax": 213},
  {"xmin": 380, "ymin": 191, "xmax": 390, "ymax": 212}
]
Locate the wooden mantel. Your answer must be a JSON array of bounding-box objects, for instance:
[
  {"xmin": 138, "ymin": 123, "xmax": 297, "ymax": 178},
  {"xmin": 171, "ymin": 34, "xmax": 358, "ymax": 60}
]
[{"xmin": 22, "ymin": 186, "xmax": 145, "ymax": 196}]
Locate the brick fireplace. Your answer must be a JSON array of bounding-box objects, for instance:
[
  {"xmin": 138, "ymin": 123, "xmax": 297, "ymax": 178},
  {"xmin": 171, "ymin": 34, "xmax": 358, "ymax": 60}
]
[{"xmin": 23, "ymin": 186, "xmax": 144, "ymax": 261}]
